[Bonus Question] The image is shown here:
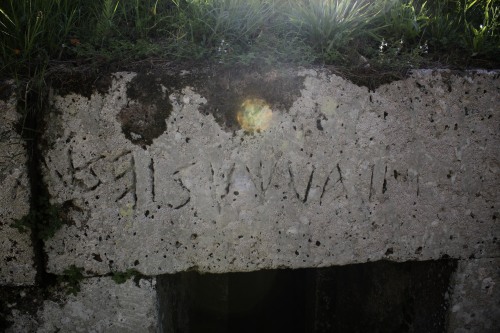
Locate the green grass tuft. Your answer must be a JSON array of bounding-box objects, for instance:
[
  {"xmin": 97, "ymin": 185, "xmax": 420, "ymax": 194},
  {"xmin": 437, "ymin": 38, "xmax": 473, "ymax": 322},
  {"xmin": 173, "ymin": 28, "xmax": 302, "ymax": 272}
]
[
  {"xmin": 111, "ymin": 269, "xmax": 141, "ymax": 284},
  {"xmin": 58, "ymin": 265, "xmax": 85, "ymax": 296},
  {"xmin": 0, "ymin": 0, "xmax": 498, "ymax": 100}
]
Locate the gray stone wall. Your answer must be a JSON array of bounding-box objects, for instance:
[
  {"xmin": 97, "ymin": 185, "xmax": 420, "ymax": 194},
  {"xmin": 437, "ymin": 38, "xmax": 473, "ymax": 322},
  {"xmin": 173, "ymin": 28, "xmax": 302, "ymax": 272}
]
[
  {"xmin": 0, "ymin": 83, "xmax": 35, "ymax": 286},
  {"xmin": 6, "ymin": 277, "xmax": 158, "ymax": 333},
  {"xmin": 41, "ymin": 69, "xmax": 499, "ymax": 276},
  {"xmin": 1, "ymin": 68, "xmax": 499, "ymax": 332},
  {"xmin": 448, "ymin": 258, "xmax": 500, "ymax": 333}
]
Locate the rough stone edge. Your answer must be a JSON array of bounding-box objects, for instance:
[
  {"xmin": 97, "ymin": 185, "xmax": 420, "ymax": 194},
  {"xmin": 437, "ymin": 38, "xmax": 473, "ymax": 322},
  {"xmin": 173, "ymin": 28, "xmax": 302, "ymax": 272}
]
[{"xmin": 0, "ymin": 80, "xmax": 35, "ymax": 286}]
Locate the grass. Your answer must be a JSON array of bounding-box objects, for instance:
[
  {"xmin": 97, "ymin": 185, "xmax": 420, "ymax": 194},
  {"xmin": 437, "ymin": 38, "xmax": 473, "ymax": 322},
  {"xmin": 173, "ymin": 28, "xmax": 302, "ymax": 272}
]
[
  {"xmin": 111, "ymin": 269, "xmax": 141, "ymax": 284},
  {"xmin": 0, "ymin": 0, "xmax": 498, "ymax": 146},
  {"xmin": 0, "ymin": 0, "xmax": 498, "ymax": 80},
  {"xmin": 288, "ymin": 0, "xmax": 381, "ymax": 63},
  {"xmin": 58, "ymin": 265, "xmax": 85, "ymax": 295},
  {"xmin": 462, "ymin": 0, "xmax": 499, "ymax": 56}
]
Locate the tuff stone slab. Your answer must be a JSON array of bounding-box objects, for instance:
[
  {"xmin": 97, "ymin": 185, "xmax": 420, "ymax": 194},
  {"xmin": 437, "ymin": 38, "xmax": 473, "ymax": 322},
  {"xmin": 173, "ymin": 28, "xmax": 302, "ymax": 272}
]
[
  {"xmin": 0, "ymin": 82, "xmax": 35, "ymax": 285},
  {"xmin": 41, "ymin": 69, "xmax": 500, "ymax": 275},
  {"xmin": 5, "ymin": 277, "xmax": 158, "ymax": 333},
  {"xmin": 447, "ymin": 258, "xmax": 500, "ymax": 333}
]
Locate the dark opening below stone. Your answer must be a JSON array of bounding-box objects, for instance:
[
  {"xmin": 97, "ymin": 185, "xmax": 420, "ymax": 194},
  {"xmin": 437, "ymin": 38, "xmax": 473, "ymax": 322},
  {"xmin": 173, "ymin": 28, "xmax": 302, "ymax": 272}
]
[{"xmin": 157, "ymin": 259, "xmax": 457, "ymax": 333}]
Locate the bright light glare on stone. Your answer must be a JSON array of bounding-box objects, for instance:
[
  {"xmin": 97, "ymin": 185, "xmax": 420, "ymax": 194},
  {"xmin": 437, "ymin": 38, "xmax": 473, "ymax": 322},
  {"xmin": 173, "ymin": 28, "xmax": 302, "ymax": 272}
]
[{"xmin": 237, "ymin": 98, "xmax": 273, "ymax": 132}]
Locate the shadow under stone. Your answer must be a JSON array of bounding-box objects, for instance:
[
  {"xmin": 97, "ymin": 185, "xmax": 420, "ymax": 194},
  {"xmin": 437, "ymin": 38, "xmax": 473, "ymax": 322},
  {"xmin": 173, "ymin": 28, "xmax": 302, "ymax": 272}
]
[{"xmin": 157, "ymin": 259, "xmax": 457, "ymax": 333}]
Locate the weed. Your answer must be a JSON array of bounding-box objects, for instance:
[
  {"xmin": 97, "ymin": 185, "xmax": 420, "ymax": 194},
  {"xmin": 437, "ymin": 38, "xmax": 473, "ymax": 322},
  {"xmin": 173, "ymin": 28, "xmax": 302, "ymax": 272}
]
[
  {"xmin": 1, "ymin": 0, "xmax": 499, "ymax": 95},
  {"xmin": 0, "ymin": 0, "xmax": 81, "ymax": 74},
  {"xmin": 462, "ymin": 0, "xmax": 500, "ymax": 56},
  {"xmin": 94, "ymin": 0, "xmax": 121, "ymax": 46},
  {"xmin": 58, "ymin": 265, "xmax": 85, "ymax": 296},
  {"xmin": 111, "ymin": 269, "xmax": 141, "ymax": 284},
  {"xmin": 289, "ymin": 0, "xmax": 381, "ymax": 63},
  {"xmin": 425, "ymin": 1, "xmax": 461, "ymax": 51},
  {"xmin": 379, "ymin": 0, "xmax": 429, "ymax": 43},
  {"xmin": 12, "ymin": 195, "xmax": 65, "ymax": 241}
]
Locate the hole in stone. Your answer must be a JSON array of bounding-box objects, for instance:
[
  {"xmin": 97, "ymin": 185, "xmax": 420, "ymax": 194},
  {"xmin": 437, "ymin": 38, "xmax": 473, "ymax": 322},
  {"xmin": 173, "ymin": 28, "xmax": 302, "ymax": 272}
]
[{"xmin": 157, "ymin": 260, "xmax": 457, "ymax": 333}]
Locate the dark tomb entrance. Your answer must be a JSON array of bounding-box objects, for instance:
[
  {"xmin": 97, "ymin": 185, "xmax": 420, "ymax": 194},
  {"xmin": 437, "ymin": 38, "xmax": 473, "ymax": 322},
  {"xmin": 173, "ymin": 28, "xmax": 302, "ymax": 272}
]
[{"xmin": 157, "ymin": 260, "xmax": 457, "ymax": 333}]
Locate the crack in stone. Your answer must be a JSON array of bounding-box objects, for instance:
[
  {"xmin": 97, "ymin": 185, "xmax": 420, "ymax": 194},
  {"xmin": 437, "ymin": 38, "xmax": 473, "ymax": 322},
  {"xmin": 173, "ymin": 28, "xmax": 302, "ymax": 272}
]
[
  {"xmin": 336, "ymin": 163, "xmax": 344, "ymax": 185},
  {"xmin": 88, "ymin": 179, "xmax": 102, "ymax": 191},
  {"xmin": 67, "ymin": 147, "xmax": 75, "ymax": 185},
  {"xmin": 288, "ymin": 163, "xmax": 299, "ymax": 200},
  {"xmin": 224, "ymin": 163, "xmax": 236, "ymax": 196},
  {"xmin": 288, "ymin": 162, "xmax": 315, "ymax": 203},
  {"xmin": 336, "ymin": 163, "xmax": 348, "ymax": 199},
  {"xmin": 174, "ymin": 197, "xmax": 191, "ymax": 210},
  {"xmin": 173, "ymin": 178, "xmax": 191, "ymax": 210},
  {"xmin": 320, "ymin": 168, "xmax": 335, "ymax": 206},
  {"xmin": 149, "ymin": 158, "xmax": 155, "ymax": 202},
  {"xmin": 115, "ymin": 188, "xmax": 131, "ymax": 202},
  {"xmin": 114, "ymin": 168, "xmax": 129, "ymax": 181},
  {"xmin": 73, "ymin": 153, "xmax": 106, "ymax": 172},
  {"xmin": 369, "ymin": 164, "xmax": 375, "ymax": 201},
  {"xmin": 259, "ymin": 161, "xmax": 264, "ymax": 192},
  {"xmin": 209, "ymin": 162, "xmax": 221, "ymax": 214},
  {"xmin": 417, "ymin": 174, "xmax": 420, "ymax": 197},
  {"xmin": 112, "ymin": 150, "xmax": 133, "ymax": 162},
  {"xmin": 173, "ymin": 162, "xmax": 197, "ymax": 175},
  {"xmin": 246, "ymin": 158, "xmax": 279, "ymax": 203},
  {"xmin": 131, "ymin": 155, "xmax": 137, "ymax": 208},
  {"xmin": 303, "ymin": 168, "xmax": 315, "ymax": 203},
  {"xmin": 382, "ymin": 165, "xmax": 388, "ymax": 194}
]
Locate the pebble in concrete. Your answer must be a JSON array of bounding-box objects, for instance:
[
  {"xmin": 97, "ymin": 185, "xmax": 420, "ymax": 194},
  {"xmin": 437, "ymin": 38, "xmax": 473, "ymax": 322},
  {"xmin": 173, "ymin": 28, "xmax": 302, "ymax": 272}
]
[
  {"xmin": 0, "ymin": 83, "xmax": 35, "ymax": 286},
  {"xmin": 40, "ymin": 69, "xmax": 499, "ymax": 276}
]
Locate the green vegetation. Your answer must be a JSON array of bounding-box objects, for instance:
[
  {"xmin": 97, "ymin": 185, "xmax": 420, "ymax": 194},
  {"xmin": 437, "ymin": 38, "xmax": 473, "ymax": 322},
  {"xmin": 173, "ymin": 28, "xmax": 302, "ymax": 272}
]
[
  {"xmin": 289, "ymin": 0, "xmax": 380, "ymax": 63},
  {"xmin": 58, "ymin": 265, "xmax": 85, "ymax": 295},
  {"xmin": 1, "ymin": 0, "xmax": 498, "ymax": 78},
  {"xmin": 111, "ymin": 269, "xmax": 141, "ymax": 284},
  {"xmin": 12, "ymin": 195, "xmax": 66, "ymax": 241}
]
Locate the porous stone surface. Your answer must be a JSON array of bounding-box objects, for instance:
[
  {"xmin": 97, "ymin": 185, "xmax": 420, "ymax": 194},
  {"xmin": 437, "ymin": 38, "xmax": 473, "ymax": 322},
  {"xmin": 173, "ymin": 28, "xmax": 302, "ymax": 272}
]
[
  {"xmin": 41, "ymin": 69, "xmax": 500, "ymax": 275},
  {"xmin": 0, "ymin": 82, "xmax": 35, "ymax": 285},
  {"xmin": 447, "ymin": 258, "xmax": 500, "ymax": 333},
  {"xmin": 6, "ymin": 277, "xmax": 158, "ymax": 333}
]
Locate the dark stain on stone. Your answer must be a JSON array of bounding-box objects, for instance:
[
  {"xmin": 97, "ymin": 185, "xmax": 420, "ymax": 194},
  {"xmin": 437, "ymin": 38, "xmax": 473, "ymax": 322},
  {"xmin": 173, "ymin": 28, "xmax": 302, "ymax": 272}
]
[
  {"xmin": 382, "ymin": 165, "xmax": 388, "ymax": 194},
  {"xmin": 316, "ymin": 119, "xmax": 324, "ymax": 131},
  {"xmin": 118, "ymin": 103, "xmax": 170, "ymax": 145},
  {"xmin": 195, "ymin": 66, "xmax": 305, "ymax": 131},
  {"xmin": 50, "ymin": 71, "xmax": 113, "ymax": 98},
  {"xmin": 126, "ymin": 72, "xmax": 169, "ymax": 104},
  {"xmin": 117, "ymin": 72, "xmax": 175, "ymax": 146},
  {"xmin": 0, "ymin": 286, "xmax": 43, "ymax": 330}
]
